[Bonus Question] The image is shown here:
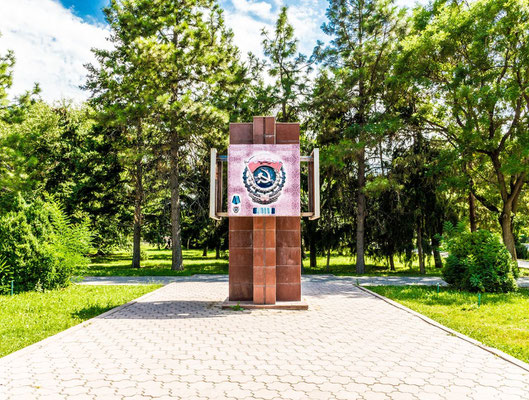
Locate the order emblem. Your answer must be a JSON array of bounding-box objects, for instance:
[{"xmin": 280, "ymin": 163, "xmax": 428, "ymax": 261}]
[{"xmin": 243, "ymin": 156, "xmax": 286, "ymax": 205}]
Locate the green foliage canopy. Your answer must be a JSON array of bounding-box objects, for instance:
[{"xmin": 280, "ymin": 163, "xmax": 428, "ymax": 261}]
[
  {"xmin": 401, "ymin": 0, "xmax": 529, "ymax": 258},
  {"xmin": 442, "ymin": 222, "xmax": 518, "ymax": 292}
]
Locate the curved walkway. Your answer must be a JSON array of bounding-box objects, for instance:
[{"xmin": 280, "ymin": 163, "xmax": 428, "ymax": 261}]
[
  {"xmin": 79, "ymin": 274, "xmax": 529, "ymax": 287},
  {"xmin": 1, "ymin": 277, "xmax": 528, "ymax": 399}
]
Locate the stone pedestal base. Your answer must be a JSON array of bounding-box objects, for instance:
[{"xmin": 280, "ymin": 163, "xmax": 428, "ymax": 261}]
[{"xmin": 221, "ymin": 298, "xmax": 308, "ymax": 310}]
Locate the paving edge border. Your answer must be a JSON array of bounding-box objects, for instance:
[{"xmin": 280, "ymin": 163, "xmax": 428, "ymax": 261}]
[
  {"xmin": 221, "ymin": 298, "xmax": 309, "ymax": 310},
  {"xmin": 356, "ymin": 285, "xmax": 529, "ymax": 373},
  {"xmin": 0, "ymin": 282, "xmax": 170, "ymax": 363}
]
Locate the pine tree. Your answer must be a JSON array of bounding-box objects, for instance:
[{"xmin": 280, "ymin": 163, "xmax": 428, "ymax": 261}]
[
  {"xmin": 314, "ymin": 0, "xmax": 406, "ymax": 273},
  {"xmin": 85, "ymin": 3, "xmax": 151, "ymax": 269},
  {"xmin": 262, "ymin": 6, "xmax": 309, "ymax": 122},
  {"xmin": 87, "ymin": 0, "xmax": 240, "ymax": 270}
]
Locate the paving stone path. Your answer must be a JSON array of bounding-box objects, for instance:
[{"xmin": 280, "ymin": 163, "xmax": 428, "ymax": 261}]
[
  {"xmin": 2, "ymin": 277, "xmax": 529, "ymax": 400},
  {"xmin": 79, "ymin": 274, "xmax": 529, "ymax": 287}
]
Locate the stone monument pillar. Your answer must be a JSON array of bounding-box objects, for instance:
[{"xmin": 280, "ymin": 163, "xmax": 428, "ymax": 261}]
[{"xmin": 210, "ymin": 116, "xmax": 319, "ymax": 309}]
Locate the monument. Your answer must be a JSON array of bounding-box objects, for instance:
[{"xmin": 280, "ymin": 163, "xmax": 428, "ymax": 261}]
[{"xmin": 210, "ymin": 117, "xmax": 319, "ymax": 309}]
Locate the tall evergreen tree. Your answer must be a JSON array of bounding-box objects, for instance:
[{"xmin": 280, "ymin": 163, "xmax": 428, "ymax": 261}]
[
  {"xmin": 85, "ymin": 3, "xmax": 151, "ymax": 268},
  {"xmin": 87, "ymin": 0, "xmax": 240, "ymax": 270},
  {"xmin": 262, "ymin": 6, "xmax": 309, "ymax": 122},
  {"xmin": 314, "ymin": 0, "xmax": 406, "ymax": 273}
]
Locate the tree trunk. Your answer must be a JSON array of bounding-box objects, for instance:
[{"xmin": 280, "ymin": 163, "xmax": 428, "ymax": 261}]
[
  {"xmin": 300, "ymin": 239, "xmax": 306, "ymax": 273},
  {"xmin": 356, "ymin": 146, "xmax": 366, "ymax": 274},
  {"xmin": 132, "ymin": 162, "xmax": 143, "ymax": 269},
  {"xmin": 432, "ymin": 238, "xmax": 443, "ymax": 269},
  {"xmin": 202, "ymin": 246, "xmax": 208, "ymax": 257},
  {"xmin": 389, "ymin": 254, "xmax": 395, "ymax": 271},
  {"xmin": 489, "ymin": 153, "xmax": 522, "ymax": 260},
  {"xmin": 432, "ymin": 244, "xmax": 443, "ymax": 268},
  {"xmin": 309, "ymin": 237, "xmax": 317, "ymax": 269},
  {"xmin": 282, "ymin": 100, "xmax": 287, "ymax": 123},
  {"xmin": 215, "ymin": 244, "xmax": 220, "ymax": 259},
  {"xmin": 469, "ymin": 192, "xmax": 477, "ymax": 232},
  {"xmin": 326, "ymin": 247, "xmax": 331, "ymax": 272},
  {"xmin": 187, "ymin": 238, "xmax": 190, "ymax": 250},
  {"xmin": 500, "ymin": 208, "xmax": 517, "ymax": 260},
  {"xmin": 170, "ymin": 145, "xmax": 183, "ymax": 271},
  {"xmin": 417, "ymin": 223, "xmax": 425, "ymax": 274},
  {"xmin": 132, "ymin": 124, "xmax": 143, "ymax": 269}
]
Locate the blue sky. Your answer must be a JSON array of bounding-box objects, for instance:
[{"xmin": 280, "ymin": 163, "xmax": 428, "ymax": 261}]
[
  {"xmin": 58, "ymin": 0, "xmax": 328, "ymax": 26},
  {"xmin": 57, "ymin": 0, "xmax": 330, "ymax": 55},
  {"xmin": 0, "ymin": 0, "xmax": 423, "ymax": 102},
  {"xmin": 58, "ymin": 0, "xmax": 109, "ymax": 24}
]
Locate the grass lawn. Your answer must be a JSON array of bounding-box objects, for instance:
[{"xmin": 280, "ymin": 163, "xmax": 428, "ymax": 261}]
[
  {"xmin": 83, "ymin": 248, "xmax": 230, "ymax": 276},
  {"xmin": 82, "ymin": 247, "xmax": 443, "ymax": 277},
  {"xmin": 368, "ymin": 286, "xmax": 529, "ymax": 363},
  {"xmin": 0, "ymin": 284, "xmax": 161, "ymax": 358},
  {"xmin": 304, "ymin": 253, "xmax": 442, "ymax": 276}
]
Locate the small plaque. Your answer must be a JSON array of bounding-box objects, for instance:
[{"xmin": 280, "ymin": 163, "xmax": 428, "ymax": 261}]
[{"xmin": 228, "ymin": 144, "xmax": 300, "ymax": 217}]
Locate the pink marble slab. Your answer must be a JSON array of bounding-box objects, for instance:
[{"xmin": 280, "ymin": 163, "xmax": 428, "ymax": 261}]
[{"xmin": 228, "ymin": 144, "xmax": 300, "ymax": 217}]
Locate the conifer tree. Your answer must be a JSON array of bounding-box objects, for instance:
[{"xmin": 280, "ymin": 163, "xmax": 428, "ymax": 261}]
[
  {"xmin": 262, "ymin": 6, "xmax": 309, "ymax": 122},
  {"xmin": 314, "ymin": 0, "xmax": 406, "ymax": 273},
  {"xmin": 87, "ymin": 0, "xmax": 240, "ymax": 270}
]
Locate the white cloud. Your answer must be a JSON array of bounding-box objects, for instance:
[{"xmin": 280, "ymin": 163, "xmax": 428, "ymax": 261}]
[
  {"xmin": 396, "ymin": 0, "xmax": 427, "ymax": 8},
  {"xmin": 223, "ymin": 0, "xmax": 278, "ymax": 60},
  {"xmin": 224, "ymin": 11, "xmax": 273, "ymax": 58},
  {"xmin": 223, "ymin": 0, "xmax": 326, "ymax": 59},
  {"xmin": 286, "ymin": 0, "xmax": 327, "ymax": 56},
  {"xmin": 0, "ymin": 0, "xmax": 110, "ymax": 103},
  {"xmin": 231, "ymin": 0, "xmax": 274, "ymax": 20},
  {"xmin": 0, "ymin": 0, "xmax": 428, "ymax": 103}
]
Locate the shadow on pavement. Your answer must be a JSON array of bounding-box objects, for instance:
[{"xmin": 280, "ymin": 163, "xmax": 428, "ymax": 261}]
[{"xmin": 97, "ymin": 300, "xmax": 245, "ymax": 320}]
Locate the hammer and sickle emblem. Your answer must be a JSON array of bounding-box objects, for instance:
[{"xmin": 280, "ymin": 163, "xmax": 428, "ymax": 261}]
[
  {"xmin": 243, "ymin": 157, "xmax": 285, "ymax": 205},
  {"xmin": 256, "ymin": 168, "xmax": 272, "ymax": 184}
]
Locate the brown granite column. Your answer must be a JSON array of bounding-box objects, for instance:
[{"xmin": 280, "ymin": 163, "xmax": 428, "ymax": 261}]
[
  {"xmin": 228, "ymin": 123, "xmax": 253, "ymax": 301},
  {"xmin": 228, "ymin": 117, "xmax": 301, "ymax": 304},
  {"xmin": 276, "ymin": 123, "xmax": 302, "ymax": 301},
  {"xmin": 252, "ymin": 117, "xmax": 276, "ymax": 304}
]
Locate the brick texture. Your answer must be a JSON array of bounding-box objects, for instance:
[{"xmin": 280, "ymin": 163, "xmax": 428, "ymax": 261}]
[
  {"xmin": 253, "ymin": 117, "xmax": 276, "ymax": 304},
  {"xmin": 228, "ymin": 119, "xmax": 254, "ymax": 301},
  {"xmin": 229, "ymin": 118, "xmax": 301, "ymax": 303},
  {"xmin": 3, "ymin": 279, "xmax": 529, "ymax": 400},
  {"xmin": 276, "ymin": 123, "xmax": 301, "ymax": 301}
]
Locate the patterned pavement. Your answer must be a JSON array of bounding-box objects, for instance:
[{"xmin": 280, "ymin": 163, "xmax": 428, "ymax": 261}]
[
  {"xmin": 79, "ymin": 274, "xmax": 529, "ymax": 287},
  {"xmin": 1, "ymin": 277, "xmax": 529, "ymax": 400}
]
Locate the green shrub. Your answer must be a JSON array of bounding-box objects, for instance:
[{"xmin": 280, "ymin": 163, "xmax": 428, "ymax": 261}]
[
  {"xmin": 441, "ymin": 222, "xmax": 518, "ymax": 293},
  {"xmin": 0, "ymin": 195, "xmax": 92, "ymax": 292},
  {"xmin": 0, "ymin": 257, "xmax": 12, "ymax": 294}
]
